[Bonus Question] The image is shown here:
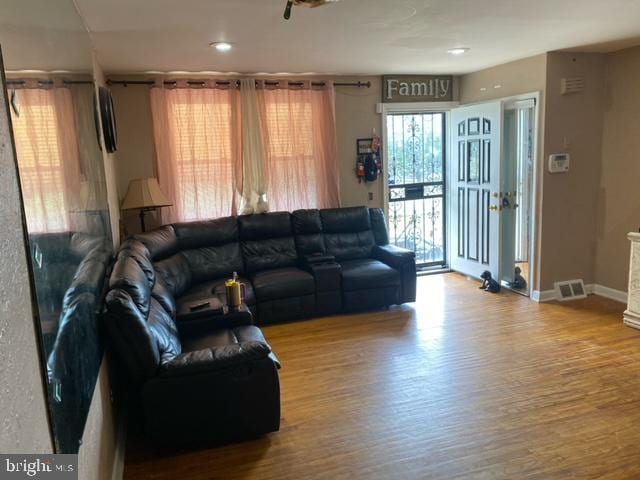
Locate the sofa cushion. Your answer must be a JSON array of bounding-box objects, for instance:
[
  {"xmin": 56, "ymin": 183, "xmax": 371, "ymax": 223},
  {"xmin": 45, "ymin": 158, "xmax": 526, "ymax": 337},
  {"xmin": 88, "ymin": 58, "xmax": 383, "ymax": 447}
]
[
  {"xmin": 242, "ymin": 238, "xmax": 297, "ymax": 273},
  {"xmin": 119, "ymin": 240, "xmax": 154, "ymax": 284},
  {"xmin": 238, "ymin": 212, "xmax": 292, "ymax": 240},
  {"xmin": 181, "ymin": 325, "xmax": 269, "ymax": 354},
  {"xmin": 154, "ymin": 254, "xmax": 192, "ymax": 297},
  {"xmin": 109, "ymin": 254, "xmax": 151, "ymax": 316},
  {"xmin": 181, "ymin": 243, "xmax": 244, "ymax": 282},
  {"xmin": 151, "ymin": 278, "xmax": 177, "ymax": 318},
  {"xmin": 173, "ymin": 216, "xmax": 239, "ymax": 250},
  {"xmin": 177, "ymin": 276, "xmax": 256, "ymax": 309},
  {"xmin": 320, "ymin": 206, "xmax": 371, "ymax": 233},
  {"xmin": 324, "ymin": 231, "xmax": 375, "ymax": 261},
  {"xmin": 320, "ymin": 206, "xmax": 375, "ymax": 260},
  {"xmin": 292, "ymin": 209, "xmax": 325, "ymax": 255},
  {"xmin": 340, "ymin": 259, "xmax": 400, "ymax": 291},
  {"xmin": 133, "ymin": 225, "xmax": 178, "ymax": 261},
  {"xmin": 251, "ymin": 267, "xmax": 315, "ymax": 302},
  {"xmin": 369, "ymin": 208, "xmax": 389, "ymax": 245}
]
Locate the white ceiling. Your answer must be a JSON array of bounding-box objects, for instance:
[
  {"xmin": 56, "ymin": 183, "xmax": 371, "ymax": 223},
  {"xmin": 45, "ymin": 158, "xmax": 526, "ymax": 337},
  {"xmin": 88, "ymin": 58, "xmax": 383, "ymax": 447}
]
[
  {"xmin": 73, "ymin": 0, "xmax": 640, "ymax": 75},
  {"xmin": 0, "ymin": 0, "xmax": 92, "ymax": 72}
]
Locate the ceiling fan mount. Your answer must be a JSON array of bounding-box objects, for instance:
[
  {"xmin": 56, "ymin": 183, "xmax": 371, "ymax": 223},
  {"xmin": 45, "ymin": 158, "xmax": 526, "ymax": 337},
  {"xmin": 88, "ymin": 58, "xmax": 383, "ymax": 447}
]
[{"xmin": 284, "ymin": 0, "xmax": 339, "ymax": 20}]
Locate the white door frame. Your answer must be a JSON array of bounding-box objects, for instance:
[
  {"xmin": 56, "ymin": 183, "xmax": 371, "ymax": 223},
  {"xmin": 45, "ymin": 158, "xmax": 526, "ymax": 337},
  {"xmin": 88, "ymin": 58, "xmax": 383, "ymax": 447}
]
[
  {"xmin": 445, "ymin": 92, "xmax": 541, "ymax": 294},
  {"xmin": 379, "ymin": 102, "xmax": 459, "ymax": 219}
]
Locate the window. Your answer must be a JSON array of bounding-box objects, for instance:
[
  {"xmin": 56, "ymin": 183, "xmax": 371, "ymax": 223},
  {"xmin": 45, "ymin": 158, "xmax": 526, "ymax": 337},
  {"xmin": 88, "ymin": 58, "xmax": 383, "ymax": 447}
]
[
  {"xmin": 260, "ymin": 88, "xmax": 338, "ymax": 212},
  {"xmin": 150, "ymin": 84, "xmax": 338, "ymax": 223},
  {"xmin": 11, "ymin": 88, "xmax": 78, "ymax": 232},
  {"xmin": 152, "ymin": 88, "xmax": 241, "ymax": 222}
]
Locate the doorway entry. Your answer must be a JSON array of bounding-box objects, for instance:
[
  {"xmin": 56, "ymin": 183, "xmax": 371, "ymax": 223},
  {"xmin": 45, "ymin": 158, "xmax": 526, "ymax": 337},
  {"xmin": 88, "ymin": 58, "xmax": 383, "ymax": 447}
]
[
  {"xmin": 385, "ymin": 112, "xmax": 447, "ymax": 269},
  {"xmin": 501, "ymin": 99, "xmax": 536, "ymax": 295},
  {"xmin": 448, "ymin": 95, "xmax": 538, "ymax": 296}
]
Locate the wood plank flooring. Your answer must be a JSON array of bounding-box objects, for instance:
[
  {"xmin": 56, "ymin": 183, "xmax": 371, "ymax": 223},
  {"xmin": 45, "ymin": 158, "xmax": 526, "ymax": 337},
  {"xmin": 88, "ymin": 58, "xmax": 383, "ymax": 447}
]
[{"xmin": 124, "ymin": 273, "xmax": 640, "ymax": 479}]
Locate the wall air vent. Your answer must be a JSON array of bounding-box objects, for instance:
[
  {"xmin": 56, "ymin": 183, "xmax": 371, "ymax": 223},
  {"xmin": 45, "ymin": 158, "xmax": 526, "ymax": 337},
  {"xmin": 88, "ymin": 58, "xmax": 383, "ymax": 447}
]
[
  {"xmin": 554, "ymin": 279, "xmax": 587, "ymax": 301},
  {"xmin": 560, "ymin": 77, "xmax": 584, "ymax": 95}
]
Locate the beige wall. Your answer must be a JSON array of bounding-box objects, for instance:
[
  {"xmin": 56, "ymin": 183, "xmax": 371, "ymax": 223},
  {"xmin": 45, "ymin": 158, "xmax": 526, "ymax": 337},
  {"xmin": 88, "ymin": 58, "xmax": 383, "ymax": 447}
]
[
  {"xmin": 110, "ymin": 75, "xmax": 385, "ymax": 234},
  {"xmin": 460, "ymin": 54, "xmax": 547, "ymax": 104},
  {"xmin": 595, "ymin": 46, "xmax": 640, "ymax": 291},
  {"xmin": 78, "ymin": 359, "xmax": 124, "ymax": 480},
  {"xmin": 335, "ymin": 76, "xmax": 384, "ymax": 209},
  {"xmin": 0, "ymin": 57, "xmax": 53, "ymax": 454},
  {"xmin": 539, "ymin": 52, "xmax": 605, "ymax": 290}
]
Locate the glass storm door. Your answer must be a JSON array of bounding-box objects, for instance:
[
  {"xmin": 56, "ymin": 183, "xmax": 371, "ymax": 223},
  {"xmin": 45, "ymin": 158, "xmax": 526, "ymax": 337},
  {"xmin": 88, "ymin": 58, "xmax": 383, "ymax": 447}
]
[
  {"xmin": 386, "ymin": 112, "xmax": 446, "ymax": 268},
  {"xmin": 450, "ymin": 101, "xmax": 502, "ymax": 279}
]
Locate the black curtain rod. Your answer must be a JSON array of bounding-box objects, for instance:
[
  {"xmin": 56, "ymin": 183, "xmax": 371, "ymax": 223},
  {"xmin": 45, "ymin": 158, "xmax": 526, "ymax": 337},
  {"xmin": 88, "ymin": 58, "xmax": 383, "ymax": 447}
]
[
  {"xmin": 6, "ymin": 79, "xmax": 94, "ymax": 86},
  {"xmin": 106, "ymin": 79, "xmax": 371, "ymax": 88}
]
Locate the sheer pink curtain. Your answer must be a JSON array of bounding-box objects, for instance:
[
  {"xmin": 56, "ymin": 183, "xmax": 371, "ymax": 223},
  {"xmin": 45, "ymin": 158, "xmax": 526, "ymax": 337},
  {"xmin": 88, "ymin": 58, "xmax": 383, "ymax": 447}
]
[
  {"xmin": 10, "ymin": 87, "xmax": 82, "ymax": 232},
  {"xmin": 150, "ymin": 83, "xmax": 242, "ymax": 223},
  {"xmin": 258, "ymin": 80, "xmax": 339, "ymax": 211}
]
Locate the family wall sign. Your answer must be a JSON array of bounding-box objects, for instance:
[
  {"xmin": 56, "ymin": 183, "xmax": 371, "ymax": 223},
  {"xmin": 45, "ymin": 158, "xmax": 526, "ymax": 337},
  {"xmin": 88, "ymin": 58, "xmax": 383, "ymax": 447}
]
[{"xmin": 382, "ymin": 75, "xmax": 453, "ymax": 102}]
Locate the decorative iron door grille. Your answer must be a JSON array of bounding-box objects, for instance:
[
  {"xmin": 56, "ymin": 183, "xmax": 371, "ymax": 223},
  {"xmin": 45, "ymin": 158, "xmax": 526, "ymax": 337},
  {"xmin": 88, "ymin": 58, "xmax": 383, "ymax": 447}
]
[{"xmin": 386, "ymin": 112, "xmax": 446, "ymax": 267}]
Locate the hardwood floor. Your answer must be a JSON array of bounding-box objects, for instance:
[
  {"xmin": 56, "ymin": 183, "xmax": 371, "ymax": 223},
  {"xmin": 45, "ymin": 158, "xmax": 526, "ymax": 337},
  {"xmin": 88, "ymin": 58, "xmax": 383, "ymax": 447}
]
[{"xmin": 124, "ymin": 273, "xmax": 640, "ymax": 479}]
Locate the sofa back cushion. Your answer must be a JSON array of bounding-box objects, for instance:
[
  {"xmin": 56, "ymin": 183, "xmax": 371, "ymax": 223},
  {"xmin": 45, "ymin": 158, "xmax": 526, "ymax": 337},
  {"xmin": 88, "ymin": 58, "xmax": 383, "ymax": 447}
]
[
  {"xmin": 321, "ymin": 206, "xmax": 375, "ymax": 261},
  {"xmin": 173, "ymin": 217, "xmax": 244, "ymax": 281},
  {"xmin": 173, "ymin": 216, "xmax": 238, "ymax": 250},
  {"xmin": 292, "ymin": 209, "xmax": 325, "ymax": 255},
  {"xmin": 239, "ymin": 212, "xmax": 297, "ymax": 273},
  {"xmin": 133, "ymin": 225, "xmax": 179, "ymax": 261},
  {"xmin": 369, "ymin": 208, "xmax": 389, "ymax": 245},
  {"xmin": 153, "ymin": 253, "xmax": 192, "ymax": 297}
]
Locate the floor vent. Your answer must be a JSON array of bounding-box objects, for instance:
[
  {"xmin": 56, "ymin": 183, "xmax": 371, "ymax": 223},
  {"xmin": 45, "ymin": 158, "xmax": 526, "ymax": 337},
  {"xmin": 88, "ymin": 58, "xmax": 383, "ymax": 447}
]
[{"xmin": 554, "ymin": 279, "xmax": 587, "ymax": 301}]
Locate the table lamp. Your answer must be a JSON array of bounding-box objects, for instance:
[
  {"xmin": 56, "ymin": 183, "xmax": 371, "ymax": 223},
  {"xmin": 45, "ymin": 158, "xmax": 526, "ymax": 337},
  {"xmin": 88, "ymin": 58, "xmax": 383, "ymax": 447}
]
[{"xmin": 121, "ymin": 177, "xmax": 172, "ymax": 232}]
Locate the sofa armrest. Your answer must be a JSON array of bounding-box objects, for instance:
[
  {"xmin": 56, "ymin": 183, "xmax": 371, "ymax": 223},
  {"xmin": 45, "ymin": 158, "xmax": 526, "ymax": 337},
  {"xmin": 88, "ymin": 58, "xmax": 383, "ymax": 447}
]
[
  {"xmin": 159, "ymin": 341, "xmax": 271, "ymax": 378},
  {"xmin": 373, "ymin": 245, "xmax": 417, "ymax": 303},
  {"xmin": 373, "ymin": 244, "xmax": 415, "ymax": 269},
  {"xmin": 299, "ymin": 253, "xmax": 336, "ymax": 267}
]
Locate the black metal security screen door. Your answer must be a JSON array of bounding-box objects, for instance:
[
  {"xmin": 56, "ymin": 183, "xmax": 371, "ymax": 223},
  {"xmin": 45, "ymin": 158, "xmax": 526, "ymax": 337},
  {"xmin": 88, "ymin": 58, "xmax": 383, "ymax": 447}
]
[{"xmin": 386, "ymin": 112, "xmax": 446, "ymax": 267}]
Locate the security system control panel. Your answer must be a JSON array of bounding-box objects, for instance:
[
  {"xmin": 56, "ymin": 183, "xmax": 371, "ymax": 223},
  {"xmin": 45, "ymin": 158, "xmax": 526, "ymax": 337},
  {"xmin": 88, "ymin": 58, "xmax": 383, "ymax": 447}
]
[{"xmin": 548, "ymin": 153, "xmax": 570, "ymax": 173}]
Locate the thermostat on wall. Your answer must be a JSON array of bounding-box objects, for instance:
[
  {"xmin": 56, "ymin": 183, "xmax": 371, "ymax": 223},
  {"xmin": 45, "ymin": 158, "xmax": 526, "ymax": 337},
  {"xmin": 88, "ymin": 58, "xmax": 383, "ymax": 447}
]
[{"xmin": 548, "ymin": 153, "xmax": 570, "ymax": 173}]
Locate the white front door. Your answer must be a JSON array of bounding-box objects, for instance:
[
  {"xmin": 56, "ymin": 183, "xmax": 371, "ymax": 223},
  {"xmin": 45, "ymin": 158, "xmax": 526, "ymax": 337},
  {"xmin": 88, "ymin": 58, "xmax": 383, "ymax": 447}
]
[{"xmin": 449, "ymin": 101, "xmax": 502, "ymax": 279}]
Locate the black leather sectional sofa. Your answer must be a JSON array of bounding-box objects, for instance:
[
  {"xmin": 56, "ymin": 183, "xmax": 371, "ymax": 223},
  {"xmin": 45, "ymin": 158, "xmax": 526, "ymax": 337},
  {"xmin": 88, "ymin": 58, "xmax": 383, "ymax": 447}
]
[
  {"xmin": 103, "ymin": 206, "xmax": 416, "ymax": 446},
  {"xmin": 134, "ymin": 206, "xmax": 416, "ymax": 324}
]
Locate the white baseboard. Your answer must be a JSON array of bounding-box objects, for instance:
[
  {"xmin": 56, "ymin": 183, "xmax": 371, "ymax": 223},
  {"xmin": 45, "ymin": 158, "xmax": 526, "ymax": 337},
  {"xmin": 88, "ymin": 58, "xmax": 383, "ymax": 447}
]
[
  {"xmin": 531, "ymin": 289, "xmax": 556, "ymax": 302},
  {"xmin": 589, "ymin": 284, "xmax": 628, "ymax": 304},
  {"xmin": 623, "ymin": 309, "xmax": 640, "ymax": 330},
  {"xmin": 532, "ymin": 284, "xmax": 627, "ymax": 304}
]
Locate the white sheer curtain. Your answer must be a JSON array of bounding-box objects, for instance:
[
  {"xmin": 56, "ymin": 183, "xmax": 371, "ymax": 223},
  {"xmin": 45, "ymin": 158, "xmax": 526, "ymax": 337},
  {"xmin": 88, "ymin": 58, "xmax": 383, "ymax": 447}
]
[
  {"xmin": 239, "ymin": 78, "xmax": 268, "ymax": 214},
  {"xmin": 150, "ymin": 81, "xmax": 242, "ymax": 223},
  {"xmin": 10, "ymin": 86, "xmax": 82, "ymax": 233}
]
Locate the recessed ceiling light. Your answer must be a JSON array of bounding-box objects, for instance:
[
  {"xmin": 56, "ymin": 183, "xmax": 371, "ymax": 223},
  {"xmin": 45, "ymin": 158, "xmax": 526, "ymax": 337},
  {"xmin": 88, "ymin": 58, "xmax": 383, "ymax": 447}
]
[
  {"xmin": 210, "ymin": 42, "xmax": 233, "ymax": 52},
  {"xmin": 447, "ymin": 47, "xmax": 469, "ymax": 56}
]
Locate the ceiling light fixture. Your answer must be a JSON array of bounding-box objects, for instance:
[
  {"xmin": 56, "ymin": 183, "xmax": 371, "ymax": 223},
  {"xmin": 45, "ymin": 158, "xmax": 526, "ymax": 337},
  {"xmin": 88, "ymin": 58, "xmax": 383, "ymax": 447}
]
[
  {"xmin": 447, "ymin": 47, "xmax": 469, "ymax": 56},
  {"xmin": 210, "ymin": 42, "xmax": 233, "ymax": 52}
]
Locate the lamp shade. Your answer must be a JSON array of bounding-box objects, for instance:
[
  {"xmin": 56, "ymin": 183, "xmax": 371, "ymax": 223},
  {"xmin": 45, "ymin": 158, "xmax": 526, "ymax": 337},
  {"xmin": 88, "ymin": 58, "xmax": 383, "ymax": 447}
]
[{"xmin": 121, "ymin": 178, "xmax": 172, "ymax": 211}]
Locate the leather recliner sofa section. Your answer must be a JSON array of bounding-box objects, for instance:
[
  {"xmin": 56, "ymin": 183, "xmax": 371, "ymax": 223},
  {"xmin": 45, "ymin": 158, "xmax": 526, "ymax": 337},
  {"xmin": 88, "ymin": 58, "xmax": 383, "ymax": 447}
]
[{"xmin": 104, "ymin": 233, "xmax": 281, "ymax": 448}]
